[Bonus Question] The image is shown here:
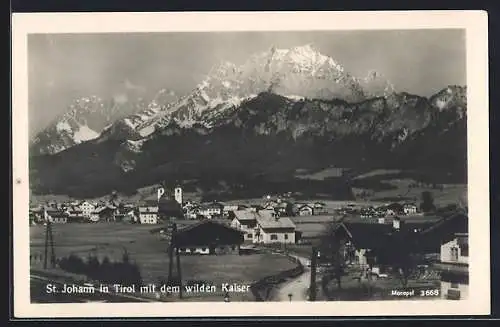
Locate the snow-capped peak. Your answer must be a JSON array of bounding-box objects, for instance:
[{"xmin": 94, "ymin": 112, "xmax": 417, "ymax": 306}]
[
  {"xmin": 30, "ymin": 94, "xmax": 147, "ymax": 155},
  {"xmin": 95, "ymin": 44, "xmax": 398, "ymax": 142},
  {"xmin": 34, "ymin": 44, "xmax": 399, "ymax": 152}
]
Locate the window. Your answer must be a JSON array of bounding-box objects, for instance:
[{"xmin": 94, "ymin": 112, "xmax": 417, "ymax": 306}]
[
  {"xmin": 270, "ymin": 234, "xmax": 278, "ymax": 240},
  {"xmin": 460, "ymin": 244, "xmax": 469, "ymax": 257},
  {"xmin": 247, "ymin": 233, "xmax": 253, "ymax": 238},
  {"xmin": 450, "ymin": 247, "xmax": 459, "ymax": 261},
  {"xmin": 284, "ymin": 234, "xmax": 289, "ymax": 240},
  {"xmin": 190, "ymin": 248, "xmax": 196, "ymax": 253},
  {"xmin": 231, "ymin": 245, "xmax": 236, "ymax": 251},
  {"xmin": 450, "ymin": 282, "xmax": 459, "ymax": 289},
  {"xmin": 202, "ymin": 248, "xmax": 207, "ymax": 251}
]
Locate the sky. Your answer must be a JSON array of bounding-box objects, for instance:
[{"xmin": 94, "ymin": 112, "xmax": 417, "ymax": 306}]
[{"xmin": 28, "ymin": 29, "xmax": 466, "ymax": 135}]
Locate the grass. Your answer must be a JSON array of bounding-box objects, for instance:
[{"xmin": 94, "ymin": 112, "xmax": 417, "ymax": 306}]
[
  {"xmin": 351, "ymin": 169, "xmax": 467, "ymax": 207},
  {"xmin": 294, "ymin": 167, "xmax": 344, "ymax": 180},
  {"xmin": 30, "ymin": 223, "xmax": 297, "ymax": 301}
]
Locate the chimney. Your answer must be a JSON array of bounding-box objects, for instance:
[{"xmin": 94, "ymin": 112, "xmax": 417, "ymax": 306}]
[{"xmin": 393, "ymin": 216, "xmax": 401, "ymax": 230}]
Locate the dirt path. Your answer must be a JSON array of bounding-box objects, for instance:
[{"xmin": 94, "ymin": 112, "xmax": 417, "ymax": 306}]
[{"xmin": 270, "ymin": 255, "xmax": 312, "ymax": 302}]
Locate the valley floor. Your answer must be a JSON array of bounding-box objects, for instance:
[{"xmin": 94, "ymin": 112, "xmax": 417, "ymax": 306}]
[{"xmin": 29, "ymin": 223, "xmax": 297, "ymax": 302}]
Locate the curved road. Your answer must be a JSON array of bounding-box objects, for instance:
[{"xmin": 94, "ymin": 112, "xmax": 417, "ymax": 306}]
[{"xmin": 271, "ymin": 255, "xmax": 312, "ymax": 302}]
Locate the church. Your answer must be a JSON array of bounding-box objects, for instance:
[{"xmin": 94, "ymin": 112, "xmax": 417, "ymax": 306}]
[{"xmin": 157, "ymin": 186, "xmax": 184, "ymax": 220}]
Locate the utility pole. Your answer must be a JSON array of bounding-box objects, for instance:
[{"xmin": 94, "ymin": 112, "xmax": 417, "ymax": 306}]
[
  {"xmin": 168, "ymin": 223, "xmax": 183, "ymax": 299},
  {"xmin": 43, "ymin": 213, "xmax": 56, "ymax": 269},
  {"xmin": 309, "ymin": 246, "xmax": 318, "ymax": 301},
  {"xmin": 168, "ymin": 223, "xmax": 174, "ymax": 279}
]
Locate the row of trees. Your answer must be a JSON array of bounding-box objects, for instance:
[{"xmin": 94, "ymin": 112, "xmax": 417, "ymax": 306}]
[{"xmin": 58, "ymin": 250, "xmax": 143, "ymax": 287}]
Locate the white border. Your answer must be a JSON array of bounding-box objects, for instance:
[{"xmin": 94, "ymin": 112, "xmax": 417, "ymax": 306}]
[{"xmin": 12, "ymin": 11, "xmax": 490, "ymax": 318}]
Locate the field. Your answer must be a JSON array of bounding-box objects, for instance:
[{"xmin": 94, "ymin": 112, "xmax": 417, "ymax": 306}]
[
  {"xmin": 350, "ymin": 169, "xmax": 467, "ymax": 207},
  {"xmin": 30, "ymin": 223, "xmax": 298, "ymax": 301}
]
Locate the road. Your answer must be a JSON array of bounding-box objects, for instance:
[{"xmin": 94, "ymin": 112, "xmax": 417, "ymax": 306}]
[{"xmin": 271, "ymin": 254, "xmax": 312, "ymax": 302}]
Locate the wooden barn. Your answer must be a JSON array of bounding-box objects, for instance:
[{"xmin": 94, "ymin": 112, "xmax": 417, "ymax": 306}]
[{"xmin": 173, "ymin": 220, "xmax": 245, "ymax": 255}]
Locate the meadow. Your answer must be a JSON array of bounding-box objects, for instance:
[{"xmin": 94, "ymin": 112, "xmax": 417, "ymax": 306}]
[{"xmin": 30, "ymin": 223, "xmax": 298, "ymax": 301}]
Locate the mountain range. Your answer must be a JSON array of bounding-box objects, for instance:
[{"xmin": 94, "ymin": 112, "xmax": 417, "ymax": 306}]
[{"xmin": 29, "ymin": 45, "xmax": 467, "ymax": 198}]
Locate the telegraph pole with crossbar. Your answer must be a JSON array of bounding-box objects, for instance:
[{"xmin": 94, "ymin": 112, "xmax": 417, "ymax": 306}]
[{"xmin": 43, "ymin": 208, "xmax": 56, "ymax": 269}]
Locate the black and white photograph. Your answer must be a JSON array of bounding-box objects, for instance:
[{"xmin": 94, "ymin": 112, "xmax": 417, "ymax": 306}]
[{"xmin": 12, "ymin": 11, "xmax": 490, "ymax": 317}]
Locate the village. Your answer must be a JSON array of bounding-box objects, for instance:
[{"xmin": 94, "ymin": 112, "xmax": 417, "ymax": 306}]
[
  {"xmin": 29, "ymin": 186, "xmax": 469, "ymax": 302},
  {"xmin": 29, "ymin": 186, "xmax": 422, "ymax": 226}
]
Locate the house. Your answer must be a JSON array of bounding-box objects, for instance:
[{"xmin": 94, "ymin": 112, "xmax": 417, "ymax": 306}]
[
  {"xmin": 182, "ymin": 201, "xmax": 196, "ymax": 211},
  {"xmin": 434, "ymin": 233, "xmax": 468, "ymax": 300},
  {"xmin": 94, "ymin": 206, "xmax": 117, "ymax": 222},
  {"xmin": 121, "ymin": 207, "xmax": 138, "ymax": 223},
  {"xmin": 421, "ymin": 211, "xmax": 469, "ymax": 300},
  {"xmin": 313, "ymin": 202, "xmax": 327, "ymax": 214},
  {"xmin": 253, "ymin": 211, "xmax": 296, "ymax": 244},
  {"xmin": 385, "ymin": 203, "xmax": 404, "ymax": 216},
  {"xmin": 298, "ymin": 204, "xmax": 314, "ymax": 216},
  {"xmin": 185, "ymin": 206, "xmax": 200, "ymax": 220},
  {"xmin": 198, "ymin": 202, "xmax": 224, "ymax": 219},
  {"xmin": 174, "ymin": 220, "xmax": 244, "ymax": 255},
  {"xmin": 79, "ymin": 201, "xmax": 96, "ymax": 218},
  {"xmin": 275, "ymin": 201, "xmax": 293, "ymax": 216},
  {"xmin": 330, "ymin": 217, "xmax": 436, "ymax": 268},
  {"xmin": 138, "ymin": 200, "xmax": 159, "ymax": 224},
  {"xmin": 65, "ymin": 207, "xmax": 82, "ymax": 216},
  {"xmin": 45, "ymin": 210, "xmax": 68, "ymax": 224},
  {"xmin": 291, "ymin": 203, "xmax": 306, "ymax": 215},
  {"xmin": 403, "ymin": 203, "xmax": 418, "ymax": 215},
  {"xmin": 63, "ymin": 207, "xmax": 86, "ymax": 223},
  {"xmin": 231, "ymin": 210, "xmax": 259, "ymax": 242},
  {"xmin": 30, "ymin": 207, "xmax": 45, "ymax": 223},
  {"xmin": 263, "ymin": 200, "xmax": 279, "ymax": 210},
  {"xmin": 223, "ymin": 205, "xmax": 240, "ymax": 218},
  {"xmin": 419, "ymin": 210, "xmax": 468, "ymax": 253}
]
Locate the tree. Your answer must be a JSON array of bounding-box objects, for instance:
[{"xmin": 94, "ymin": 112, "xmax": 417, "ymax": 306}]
[
  {"xmin": 99, "ymin": 256, "xmax": 112, "ymax": 283},
  {"xmin": 66, "ymin": 253, "xmax": 86, "ymax": 274},
  {"xmin": 378, "ymin": 229, "xmax": 422, "ymax": 288},
  {"xmin": 420, "ymin": 191, "xmax": 436, "ymax": 213},
  {"xmin": 318, "ymin": 222, "xmax": 347, "ymax": 290},
  {"xmin": 85, "ymin": 254, "xmax": 101, "ymax": 280}
]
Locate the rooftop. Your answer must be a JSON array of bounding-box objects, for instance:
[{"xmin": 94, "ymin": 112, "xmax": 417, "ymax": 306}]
[
  {"xmin": 233, "ymin": 210, "xmax": 259, "ymax": 221},
  {"xmin": 256, "ymin": 212, "xmax": 296, "ymax": 230}
]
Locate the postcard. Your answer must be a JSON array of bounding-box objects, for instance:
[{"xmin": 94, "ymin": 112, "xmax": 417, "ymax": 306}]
[{"xmin": 12, "ymin": 10, "xmax": 490, "ymax": 317}]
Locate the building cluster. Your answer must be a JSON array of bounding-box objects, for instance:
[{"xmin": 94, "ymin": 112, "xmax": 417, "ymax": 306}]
[
  {"xmin": 336, "ymin": 202, "xmax": 419, "ymax": 219},
  {"xmin": 29, "ymin": 184, "xmax": 468, "ymax": 301},
  {"xmin": 326, "ymin": 210, "xmax": 469, "ymax": 300},
  {"xmin": 29, "ymin": 200, "xmax": 137, "ymax": 224}
]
